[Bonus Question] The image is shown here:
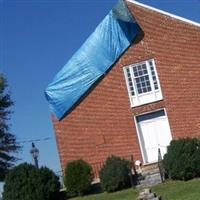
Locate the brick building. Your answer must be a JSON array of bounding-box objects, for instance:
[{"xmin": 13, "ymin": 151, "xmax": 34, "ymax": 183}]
[{"xmin": 47, "ymin": 1, "xmax": 200, "ymax": 175}]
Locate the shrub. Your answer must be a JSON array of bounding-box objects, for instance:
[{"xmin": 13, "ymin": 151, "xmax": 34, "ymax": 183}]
[
  {"xmin": 3, "ymin": 163, "xmax": 60, "ymax": 200},
  {"xmin": 99, "ymin": 155, "xmax": 131, "ymax": 192},
  {"xmin": 64, "ymin": 159, "xmax": 93, "ymax": 196},
  {"xmin": 163, "ymin": 138, "xmax": 200, "ymax": 181}
]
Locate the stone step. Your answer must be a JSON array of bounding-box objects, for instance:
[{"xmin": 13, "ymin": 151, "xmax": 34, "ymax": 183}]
[
  {"xmin": 141, "ymin": 180, "xmax": 162, "ymax": 185},
  {"xmin": 138, "ymin": 171, "xmax": 161, "ymax": 180},
  {"xmin": 138, "ymin": 192, "xmax": 155, "ymax": 200},
  {"xmin": 140, "ymin": 180, "xmax": 162, "ymax": 186},
  {"xmin": 140, "ymin": 170, "xmax": 162, "ymax": 181},
  {"xmin": 145, "ymin": 173, "xmax": 162, "ymax": 180},
  {"xmin": 137, "ymin": 188, "xmax": 162, "ymax": 200},
  {"xmin": 142, "ymin": 168, "xmax": 160, "ymax": 176},
  {"xmin": 139, "ymin": 179, "xmax": 162, "ymax": 186},
  {"xmin": 138, "ymin": 175, "xmax": 162, "ymax": 187},
  {"xmin": 144, "ymin": 175, "xmax": 161, "ymax": 181},
  {"xmin": 141, "ymin": 163, "xmax": 160, "ymax": 172},
  {"xmin": 137, "ymin": 164, "xmax": 164, "ymax": 188}
]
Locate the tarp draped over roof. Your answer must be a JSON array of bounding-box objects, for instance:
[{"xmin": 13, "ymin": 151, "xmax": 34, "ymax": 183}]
[{"xmin": 45, "ymin": 0, "xmax": 141, "ymax": 120}]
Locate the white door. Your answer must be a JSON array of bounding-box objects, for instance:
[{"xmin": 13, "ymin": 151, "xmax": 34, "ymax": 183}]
[{"xmin": 136, "ymin": 109, "xmax": 172, "ymax": 164}]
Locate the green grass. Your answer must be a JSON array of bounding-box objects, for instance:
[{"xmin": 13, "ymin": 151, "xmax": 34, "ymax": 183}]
[
  {"xmin": 71, "ymin": 179, "xmax": 200, "ymax": 200},
  {"xmin": 71, "ymin": 188, "xmax": 138, "ymax": 200},
  {"xmin": 152, "ymin": 179, "xmax": 200, "ymax": 200}
]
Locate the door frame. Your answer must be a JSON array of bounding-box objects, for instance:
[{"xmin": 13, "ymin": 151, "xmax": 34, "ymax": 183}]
[{"xmin": 133, "ymin": 108, "xmax": 172, "ymax": 165}]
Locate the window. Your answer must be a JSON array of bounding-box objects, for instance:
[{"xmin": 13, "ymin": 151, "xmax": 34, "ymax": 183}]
[{"xmin": 123, "ymin": 59, "xmax": 162, "ymax": 107}]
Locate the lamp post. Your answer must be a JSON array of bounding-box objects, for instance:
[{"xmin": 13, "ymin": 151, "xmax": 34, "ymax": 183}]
[{"xmin": 30, "ymin": 142, "xmax": 39, "ymax": 168}]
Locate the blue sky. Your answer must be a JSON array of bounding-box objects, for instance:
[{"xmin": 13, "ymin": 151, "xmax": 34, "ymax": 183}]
[{"xmin": 0, "ymin": 0, "xmax": 200, "ymax": 189}]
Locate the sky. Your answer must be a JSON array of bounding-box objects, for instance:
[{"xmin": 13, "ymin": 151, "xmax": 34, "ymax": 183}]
[{"xmin": 0, "ymin": 0, "xmax": 200, "ymax": 192}]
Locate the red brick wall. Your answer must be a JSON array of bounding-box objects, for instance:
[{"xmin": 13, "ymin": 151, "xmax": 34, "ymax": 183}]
[
  {"xmin": 52, "ymin": 3, "xmax": 200, "ymax": 171},
  {"xmin": 126, "ymin": 2, "xmax": 200, "ymax": 139}
]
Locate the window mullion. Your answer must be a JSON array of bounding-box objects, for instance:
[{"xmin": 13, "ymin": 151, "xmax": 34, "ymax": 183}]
[
  {"xmin": 123, "ymin": 59, "xmax": 163, "ymax": 108},
  {"xmin": 146, "ymin": 61, "xmax": 155, "ymax": 93},
  {"xmin": 123, "ymin": 67, "xmax": 133, "ymax": 106},
  {"xmin": 130, "ymin": 65, "xmax": 138, "ymax": 98},
  {"xmin": 152, "ymin": 59, "xmax": 161, "ymax": 91}
]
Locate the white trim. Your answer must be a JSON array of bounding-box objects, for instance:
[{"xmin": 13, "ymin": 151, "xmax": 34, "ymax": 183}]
[
  {"xmin": 134, "ymin": 114, "xmax": 146, "ymax": 163},
  {"xmin": 151, "ymin": 59, "xmax": 163, "ymax": 100},
  {"xmin": 134, "ymin": 108, "xmax": 172, "ymax": 164},
  {"xmin": 134, "ymin": 107, "xmax": 164, "ymax": 118},
  {"xmin": 146, "ymin": 60, "xmax": 155, "ymax": 94},
  {"xmin": 163, "ymin": 108, "xmax": 173, "ymax": 143},
  {"xmin": 123, "ymin": 59, "xmax": 163, "ymax": 107},
  {"xmin": 133, "ymin": 108, "xmax": 164, "ymax": 164},
  {"xmin": 127, "ymin": 0, "xmax": 200, "ymax": 28},
  {"xmin": 123, "ymin": 67, "xmax": 134, "ymax": 106}
]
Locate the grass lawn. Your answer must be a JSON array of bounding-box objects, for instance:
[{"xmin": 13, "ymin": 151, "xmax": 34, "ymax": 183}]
[
  {"xmin": 72, "ymin": 179, "xmax": 200, "ymax": 200},
  {"xmin": 71, "ymin": 188, "xmax": 138, "ymax": 200},
  {"xmin": 152, "ymin": 178, "xmax": 200, "ymax": 200}
]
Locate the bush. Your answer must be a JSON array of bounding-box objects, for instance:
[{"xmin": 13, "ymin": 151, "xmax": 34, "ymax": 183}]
[
  {"xmin": 64, "ymin": 159, "xmax": 93, "ymax": 196},
  {"xmin": 99, "ymin": 155, "xmax": 131, "ymax": 192},
  {"xmin": 3, "ymin": 163, "xmax": 60, "ymax": 200},
  {"xmin": 163, "ymin": 138, "xmax": 200, "ymax": 181}
]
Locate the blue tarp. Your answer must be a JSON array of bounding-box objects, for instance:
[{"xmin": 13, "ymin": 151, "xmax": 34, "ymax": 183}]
[{"xmin": 45, "ymin": 0, "xmax": 141, "ymax": 120}]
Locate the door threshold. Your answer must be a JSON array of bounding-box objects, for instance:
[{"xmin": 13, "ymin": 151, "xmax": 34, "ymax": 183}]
[{"xmin": 143, "ymin": 161, "xmax": 158, "ymax": 166}]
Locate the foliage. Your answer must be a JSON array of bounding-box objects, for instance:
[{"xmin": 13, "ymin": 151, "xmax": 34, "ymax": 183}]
[
  {"xmin": 0, "ymin": 74, "xmax": 20, "ymax": 181},
  {"xmin": 163, "ymin": 138, "xmax": 200, "ymax": 180},
  {"xmin": 64, "ymin": 159, "xmax": 93, "ymax": 196},
  {"xmin": 99, "ymin": 155, "xmax": 131, "ymax": 192},
  {"xmin": 2, "ymin": 163, "xmax": 60, "ymax": 200}
]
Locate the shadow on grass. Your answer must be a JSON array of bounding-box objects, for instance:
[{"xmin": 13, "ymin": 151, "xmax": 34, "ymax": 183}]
[{"xmin": 64, "ymin": 174, "xmax": 140, "ymax": 199}]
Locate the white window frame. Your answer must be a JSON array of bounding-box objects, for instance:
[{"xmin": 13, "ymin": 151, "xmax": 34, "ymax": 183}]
[{"xmin": 123, "ymin": 59, "xmax": 163, "ymax": 107}]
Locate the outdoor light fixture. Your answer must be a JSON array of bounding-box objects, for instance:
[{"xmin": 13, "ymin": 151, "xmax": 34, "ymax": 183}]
[{"xmin": 30, "ymin": 142, "xmax": 39, "ymax": 168}]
